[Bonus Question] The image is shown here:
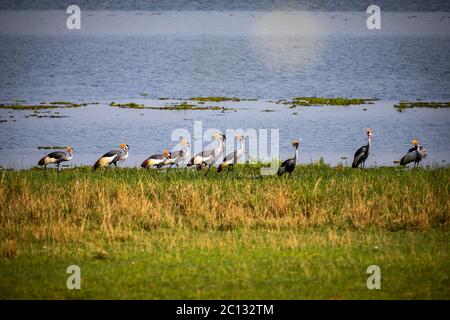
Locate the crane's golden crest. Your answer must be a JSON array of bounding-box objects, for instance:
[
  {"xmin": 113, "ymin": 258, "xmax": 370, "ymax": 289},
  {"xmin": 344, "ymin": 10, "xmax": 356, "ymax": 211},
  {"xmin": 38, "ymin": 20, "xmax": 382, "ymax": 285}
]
[
  {"xmin": 163, "ymin": 149, "xmax": 170, "ymax": 157},
  {"xmin": 235, "ymin": 133, "xmax": 243, "ymax": 140},
  {"xmin": 66, "ymin": 146, "xmax": 74, "ymax": 153},
  {"xmin": 180, "ymin": 139, "xmax": 188, "ymax": 146},
  {"xmin": 366, "ymin": 128, "xmax": 373, "ymax": 135},
  {"xmin": 120, "ymin": 143, "xmax": 127, "ymax": 149},
  {"xmin": 292, "ymin": 139, "xmax": 300, "ymax": 146},
  {"xmin": 412, "ymin": 139, "xmax": 419, "ymax": 146}
]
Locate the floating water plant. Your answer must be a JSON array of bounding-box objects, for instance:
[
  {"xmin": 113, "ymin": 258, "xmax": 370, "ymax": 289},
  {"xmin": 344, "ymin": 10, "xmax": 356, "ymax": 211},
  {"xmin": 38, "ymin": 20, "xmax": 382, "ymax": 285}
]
[
  {"xmin": 281, "ymin": 97, "xmax": 375, "ymax": 107},
  {"xmin": 190, "ymin": 96, "xmax": 240, "ymax": 102},
  {"xmin": 37, "ymin": 146, "xmax": 67, "ymax": 150},
  {"xmin": 394, "ymin": 101, "xmax": 450, "ymax": 112},
  {"xmin": 109, "ymin": 102, "xmax": 233, "ymax": 111},
  {"xmin": 0, "ymin": 102, "xmax": 89, "ymax": 110}
]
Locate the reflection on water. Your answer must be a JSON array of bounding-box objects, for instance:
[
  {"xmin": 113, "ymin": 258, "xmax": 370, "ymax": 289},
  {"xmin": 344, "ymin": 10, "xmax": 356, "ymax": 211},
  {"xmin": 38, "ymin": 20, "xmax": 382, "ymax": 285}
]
[{"xmin": 0, "ymin": 101, "xmax": 448, "ymax": 168}]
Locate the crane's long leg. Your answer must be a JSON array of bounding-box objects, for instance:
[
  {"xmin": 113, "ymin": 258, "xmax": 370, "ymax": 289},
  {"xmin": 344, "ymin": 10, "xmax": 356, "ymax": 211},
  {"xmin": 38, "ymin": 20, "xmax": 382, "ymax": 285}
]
[{"xmin": 205, "ymin": 164, "xmax": 212, "ymax": 177}]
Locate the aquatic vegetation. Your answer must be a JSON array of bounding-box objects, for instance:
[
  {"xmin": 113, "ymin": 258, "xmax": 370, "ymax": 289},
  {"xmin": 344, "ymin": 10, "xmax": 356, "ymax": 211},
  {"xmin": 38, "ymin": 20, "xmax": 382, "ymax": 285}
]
[
  {"xmin": 110, "ymin": 102, "xmax": 233, "ymax": 111},
  {"xmin": 25, "ymin": 114, "xmax": 69, "ymax": 119},
  {"xmin": 151, "ymin": 103, "xmax": 232, "ymax": 111},
  {"xmin": 280, "ymin": 97, "xmax": 376, "ymax": 107},
  {"xmin": 110, "ymin": 102, "xmax": 144, "ymax": 109},
  {"xmin": 190, "ymin": 96, "xmax": 241, "ymax": 102},
  {"xmin": 0, "ymin": 102, "xmax": 88, "ymax": 110},
  {"xmin": 37, "ymin": 146, "xmax": 67, "ymax": 150},
  {"xmin": 394, "ymin": 101, "xmax": 450, "ymax": 112}
]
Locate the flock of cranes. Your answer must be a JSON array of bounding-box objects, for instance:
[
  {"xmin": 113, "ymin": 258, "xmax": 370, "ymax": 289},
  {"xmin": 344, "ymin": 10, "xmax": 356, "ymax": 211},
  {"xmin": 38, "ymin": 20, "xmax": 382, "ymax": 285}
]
[{"xmin": 37, "ymin": 129, "xmax": 428, "ymax": 174}]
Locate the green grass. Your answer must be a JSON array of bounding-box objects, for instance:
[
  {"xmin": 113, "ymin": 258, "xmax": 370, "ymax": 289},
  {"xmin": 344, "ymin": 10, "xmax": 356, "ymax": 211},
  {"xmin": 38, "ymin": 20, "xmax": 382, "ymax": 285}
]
[{"xmin": 0, "ymin": 165, "xmax": 448, "ymax": 299}]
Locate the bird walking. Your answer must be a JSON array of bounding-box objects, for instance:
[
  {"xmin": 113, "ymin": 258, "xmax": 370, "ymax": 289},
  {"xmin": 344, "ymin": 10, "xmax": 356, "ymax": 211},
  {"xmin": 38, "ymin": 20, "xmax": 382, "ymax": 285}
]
[
  {"xmin": 187, "ymin": 132, "xmax": 226, "ymax": 174},
  {"xmin": 163, "ymin": 140, "xmax": 191, "ymax": 169},
  {"xmin": 277, "ymin": 140, "xmax": 300, "ymax": 177},
  {"xmin": 218, "ymin": 133, "xmax": 245, "ymax": 175},
  {"xmin": 352, "ymin": 128, "xmax": 373, "ymax": 168},
  {"xmin": 93, "ymin": 143, "xmax": 129, "ymax": 170},
  {"xmin": 38, "ymin": 146, "xmax": 74, "ymax": 172},
  {"xmin": 400, "ymin": 139, "xmax": 427, "ymax": 168},
  {"xmin": 141, "ymin": 149, "xmax": 171, "ymax": 170}
]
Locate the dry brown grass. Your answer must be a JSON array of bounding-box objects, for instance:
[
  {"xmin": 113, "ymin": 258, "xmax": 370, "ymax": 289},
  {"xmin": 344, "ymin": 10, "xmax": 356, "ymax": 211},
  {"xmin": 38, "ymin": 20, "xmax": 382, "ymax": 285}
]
[{"xmin": 0, "ymin": 166, "xmax": 448, "ymax": 244}]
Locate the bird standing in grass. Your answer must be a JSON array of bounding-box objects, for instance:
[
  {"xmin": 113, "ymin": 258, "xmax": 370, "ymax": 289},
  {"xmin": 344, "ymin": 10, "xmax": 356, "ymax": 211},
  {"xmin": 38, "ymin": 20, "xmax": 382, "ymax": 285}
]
[
  {"xmin": 163, "ymin": 139, "xmax": 191, "ymax": 168},
  {"xmin": 218, "ymin": 133, "xmax": 245, "ymax": 175},
  {"xmin": 38, "ymin": 146, "xmax": 74, "ymax": 172},
  {"xmin": 141, "ymin": 149, "xmax": 171, "ymax": 170},
  {"xmin": 352, "ymin": 128, "xmax": 373, "ymax": 168},
  {"xmin": 188, "ymin": 132, "xmax": 226, "ymax": 173},
  {"xmin": 400, "ymin": 139, "xmax": 427, "ymax": 168},
  {"xmin": 93, "ymin": 143, "xmax": 129, "ymax": 170},
  {"xmin": 277, "ymin": 140, "xmax": 300, "ymax": 177}
]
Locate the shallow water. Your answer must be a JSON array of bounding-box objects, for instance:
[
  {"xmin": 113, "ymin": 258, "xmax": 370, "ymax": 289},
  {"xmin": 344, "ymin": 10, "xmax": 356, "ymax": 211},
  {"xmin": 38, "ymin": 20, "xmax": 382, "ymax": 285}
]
[{"xmin": 0, "ymin": 100, "xmax": 448, "ymax": 168}]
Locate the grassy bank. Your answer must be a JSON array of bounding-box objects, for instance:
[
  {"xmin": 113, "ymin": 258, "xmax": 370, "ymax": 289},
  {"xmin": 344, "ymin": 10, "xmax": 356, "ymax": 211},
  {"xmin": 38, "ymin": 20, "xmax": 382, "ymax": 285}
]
[{"xmin": 0, "ymin": 165, "xmax": 448, "ymax": 299}]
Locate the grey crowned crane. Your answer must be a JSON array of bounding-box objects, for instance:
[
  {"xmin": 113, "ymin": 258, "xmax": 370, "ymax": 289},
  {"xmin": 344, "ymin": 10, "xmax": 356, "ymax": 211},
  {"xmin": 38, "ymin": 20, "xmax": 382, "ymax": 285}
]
[
  {"xmin": 187, "ymin": 132, "xmax": 226, "ymax": 173},
  {"xmin": 400, "ymin": 139, "xmax": 428, "ymax": 168},
  {"xmin": 277, "ymin": 140, "xmax": 300, "ymax": 177},
  {"xmin": 163, "ymin": 139, "xmax": 191, "ymax": 168},
  {"xmin": 218, "ymin": 133, "xmax": 245, "ymax": 174},
  {"xmin": 93, "ymin": 143, "xmax": 129, "ymax": 170},
  {"xmin": 141, "ymin": 149, "xmax": 171, "ymax": 170},
  {"xmin": 352, "ymin": 128, "xmax": 373, "ymax": 168},
  {"xmin": 38, "ymin": 146, "xmax": 74, "ymax": 172}
]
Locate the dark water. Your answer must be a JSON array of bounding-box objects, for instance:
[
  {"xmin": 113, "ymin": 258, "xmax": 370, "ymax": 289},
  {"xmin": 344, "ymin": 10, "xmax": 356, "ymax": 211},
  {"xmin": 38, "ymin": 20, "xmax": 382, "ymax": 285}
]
[
  {"xmin": 2, "ymin": 0, "xmax": 450, "ymax": 11},
  {"xmin": 1, "ymin": 34, "xmax": 450, "ymax": 101}
]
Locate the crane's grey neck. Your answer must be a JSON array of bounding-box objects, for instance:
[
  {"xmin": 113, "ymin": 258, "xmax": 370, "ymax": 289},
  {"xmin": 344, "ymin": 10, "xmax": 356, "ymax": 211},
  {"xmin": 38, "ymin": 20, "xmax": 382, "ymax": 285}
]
[
  {"xmin": 367, "ymin": 136, "xmax": 372, "ymax": 149},
  {"xmin": 294, "ymin": 147, "xmax": 298, "ymax": 161}
]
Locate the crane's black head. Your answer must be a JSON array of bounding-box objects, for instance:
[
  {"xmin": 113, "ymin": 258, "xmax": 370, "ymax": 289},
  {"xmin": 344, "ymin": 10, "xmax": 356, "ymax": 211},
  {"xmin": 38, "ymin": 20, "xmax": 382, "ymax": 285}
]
[{"xmin": 292, "ymin": 140, "xmax": 300, "ymax": 149}]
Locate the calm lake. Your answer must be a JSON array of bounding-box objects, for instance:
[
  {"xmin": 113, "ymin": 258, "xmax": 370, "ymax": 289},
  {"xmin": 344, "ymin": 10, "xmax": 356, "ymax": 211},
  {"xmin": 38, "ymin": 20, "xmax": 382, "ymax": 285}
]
[{"xmin": 0, "ymin": 10, "xmax": 449, "ymax": 168}]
